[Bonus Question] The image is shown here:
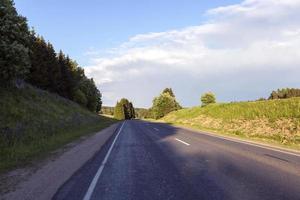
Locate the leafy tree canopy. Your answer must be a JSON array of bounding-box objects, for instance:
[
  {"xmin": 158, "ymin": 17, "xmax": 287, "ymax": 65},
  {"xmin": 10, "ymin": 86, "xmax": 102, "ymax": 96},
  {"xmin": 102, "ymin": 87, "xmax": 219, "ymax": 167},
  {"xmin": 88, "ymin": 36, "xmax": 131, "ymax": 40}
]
[
  {"xmin": 0, "ymin": 0, "xmax": 31, "ymax": 84},
  {"xmin": 114, "ymin": 98, "xmax": 135, "ymax": 120},
  {"xmin": 151, "ymin": 88, "xmax": 181, "ymax": 119},
  {"xmin": 162, "ymin": 88, "xmax": 175, "ymax": 97},
  {"xmin": 201, "ymin": 92, "xmax": 216, "ymax": 106}
]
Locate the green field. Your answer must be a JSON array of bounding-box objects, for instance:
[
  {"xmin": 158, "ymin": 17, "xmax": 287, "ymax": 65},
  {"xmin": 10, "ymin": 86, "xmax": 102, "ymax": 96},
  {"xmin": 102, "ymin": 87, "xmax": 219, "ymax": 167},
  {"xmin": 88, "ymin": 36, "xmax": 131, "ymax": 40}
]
[
  {"xmin": 0, "ymin": 85, "xmax": 118, "ymax": 172},
  {"xmin": 162, "ymin": 98, "xmax": 300, "ymax": 149}
]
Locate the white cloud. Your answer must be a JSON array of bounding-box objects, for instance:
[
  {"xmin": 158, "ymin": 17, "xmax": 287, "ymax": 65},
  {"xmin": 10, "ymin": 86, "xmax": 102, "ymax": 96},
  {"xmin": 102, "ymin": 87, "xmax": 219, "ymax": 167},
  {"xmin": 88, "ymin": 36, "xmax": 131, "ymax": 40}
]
[{"xmin": 84, "ymin": 0, "xmax": 300, "ymax": 107}]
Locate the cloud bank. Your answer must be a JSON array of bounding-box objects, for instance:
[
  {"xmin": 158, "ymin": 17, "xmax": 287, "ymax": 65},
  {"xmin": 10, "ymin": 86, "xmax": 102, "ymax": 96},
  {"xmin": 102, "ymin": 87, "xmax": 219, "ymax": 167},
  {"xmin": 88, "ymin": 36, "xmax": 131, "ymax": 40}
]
[{"xmin": 85, "ymin": 0, "xmax": 300, "ymax": 107}]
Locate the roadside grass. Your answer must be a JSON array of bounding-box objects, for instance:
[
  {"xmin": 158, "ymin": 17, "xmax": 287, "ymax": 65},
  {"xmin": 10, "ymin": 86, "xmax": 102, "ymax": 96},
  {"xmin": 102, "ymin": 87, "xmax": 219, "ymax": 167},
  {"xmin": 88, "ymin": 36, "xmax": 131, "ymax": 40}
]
[
  {"xmin": 168, "ymin": 98, "xmax": 300, "ymax": 120},
  {"xmin": 161, "ymin": 98, "xmax": 300, "ymax": 150},
  {"xmin": 0, "ymin": 85, "xmax": 118, "ymax": 173}
]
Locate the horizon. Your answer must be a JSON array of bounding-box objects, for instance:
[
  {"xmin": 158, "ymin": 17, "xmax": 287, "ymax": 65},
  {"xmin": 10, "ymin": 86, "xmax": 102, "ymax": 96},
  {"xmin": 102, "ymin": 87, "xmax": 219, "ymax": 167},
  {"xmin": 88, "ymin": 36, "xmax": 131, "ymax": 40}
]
[{"xmin": 14, "ymin": 0, "xmax": 300, "ymax": 107}]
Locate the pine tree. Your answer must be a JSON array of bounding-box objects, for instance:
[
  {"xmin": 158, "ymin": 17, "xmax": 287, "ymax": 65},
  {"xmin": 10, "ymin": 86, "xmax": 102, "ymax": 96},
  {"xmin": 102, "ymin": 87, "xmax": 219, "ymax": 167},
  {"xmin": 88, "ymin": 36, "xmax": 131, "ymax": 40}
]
[
  {"xmin": 46, "ymin": 42, "xmax": 61, "ymax": 92},
  {"xmin": 58, "ymin": 51, "xmax": 74, "ymax": 98},
  {"xmin": 0, "ymin": 0, "xmax": 31, "ymax": 85},
  {"xmin": 28, "ymin": 35, "xmax": 50, "ymax": 89},
  {"xmin": 129, "ymin": 102, "xmax": 135, "ymax": 119}
]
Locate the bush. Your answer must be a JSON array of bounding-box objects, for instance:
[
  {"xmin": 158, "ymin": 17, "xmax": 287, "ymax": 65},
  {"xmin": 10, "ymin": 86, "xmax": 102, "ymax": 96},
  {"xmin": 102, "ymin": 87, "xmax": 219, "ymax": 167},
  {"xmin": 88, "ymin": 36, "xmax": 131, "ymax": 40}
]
[
  {"xmin": 151, "ymin": 90, "xmax": 181, "ymax": 119},
  {"xmin": 201, "ymin": 92, "xmax": 216, "ymax": 106}
]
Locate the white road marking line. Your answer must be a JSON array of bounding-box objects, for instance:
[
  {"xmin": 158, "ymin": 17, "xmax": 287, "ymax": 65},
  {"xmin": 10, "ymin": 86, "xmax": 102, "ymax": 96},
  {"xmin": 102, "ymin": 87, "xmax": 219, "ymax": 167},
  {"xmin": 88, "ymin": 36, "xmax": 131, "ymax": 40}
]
[
  {"xmin": 175, "ymin": 138, "xmax": 190, "ymax": 146},
  {"xmin": 153, "ymin": 128, "xmax": 159, "ymax": 132},
  {"xmin": 191, "ymin": 130, "xmax": 300, "ymax": 157},
  {"xmin": 83, "ymin": 121, "xmax": 126, "ymax": 200}
]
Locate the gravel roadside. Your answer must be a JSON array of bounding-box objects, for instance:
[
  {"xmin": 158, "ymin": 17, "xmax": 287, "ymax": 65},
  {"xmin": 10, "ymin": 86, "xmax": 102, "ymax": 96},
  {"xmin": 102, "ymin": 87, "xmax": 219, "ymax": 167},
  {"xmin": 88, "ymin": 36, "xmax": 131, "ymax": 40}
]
[{"xmin": 0, "ymin": 122, "xmax": 120, "ymax": 200}]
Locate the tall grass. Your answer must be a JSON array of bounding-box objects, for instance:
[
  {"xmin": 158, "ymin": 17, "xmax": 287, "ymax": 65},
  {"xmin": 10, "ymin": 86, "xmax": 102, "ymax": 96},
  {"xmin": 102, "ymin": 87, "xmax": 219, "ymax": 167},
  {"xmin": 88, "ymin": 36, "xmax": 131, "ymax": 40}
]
[
  {"xmin": 0, "ymin": 85, "xmax": 118, "ymax": 172},
  {"xmin": 168, "ymin": 98, "xmax": 300, "ymax": 121},
  {"xmin": 162, "ymin": 98, "xmax": 300, "ymax": 149}
]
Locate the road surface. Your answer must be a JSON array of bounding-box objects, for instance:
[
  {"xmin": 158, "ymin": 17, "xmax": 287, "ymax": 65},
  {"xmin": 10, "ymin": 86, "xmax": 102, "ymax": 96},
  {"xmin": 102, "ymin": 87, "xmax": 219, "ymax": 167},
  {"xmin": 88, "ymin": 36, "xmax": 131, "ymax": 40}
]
[{"xmin": 53, "ymin": 120, "xmax": 300, "ymax": 200}]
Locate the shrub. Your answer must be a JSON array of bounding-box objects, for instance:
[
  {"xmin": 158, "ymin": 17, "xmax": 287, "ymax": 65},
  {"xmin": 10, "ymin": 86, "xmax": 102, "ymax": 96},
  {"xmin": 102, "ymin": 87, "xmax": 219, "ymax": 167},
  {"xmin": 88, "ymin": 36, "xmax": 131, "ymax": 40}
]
[{"xmin": 201, "ymin": 92, "xmax": 216, "ymax": 106}]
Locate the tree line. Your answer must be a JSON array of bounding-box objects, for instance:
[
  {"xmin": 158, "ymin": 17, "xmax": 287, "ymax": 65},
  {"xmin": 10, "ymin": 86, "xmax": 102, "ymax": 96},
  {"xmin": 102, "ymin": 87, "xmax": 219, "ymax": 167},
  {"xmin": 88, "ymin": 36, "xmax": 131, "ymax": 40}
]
[
  {"xmin": 107, "ymin": 86, "xmax": 300, "ymax": 121},
  {"xmin": 108, "ymin": 86, "xmax": 300, "ymax": 121},
  {"xmin": 269, "ymin": 88, "xmax": 300, "ymax": 100},
  {"xmin": 114, "ymin": 98, "xmax": 135, "ymax": 120},
  {"xmin": 109, "ymin": 89, "xmax": 216, "ymax": 120},
  {"xmin": 0, "ymin": 0, "xmax": 101, "ymax": 112},
  {"xmin": 101, "ymin": 106, "xmax": 149, "ymax": 119}
]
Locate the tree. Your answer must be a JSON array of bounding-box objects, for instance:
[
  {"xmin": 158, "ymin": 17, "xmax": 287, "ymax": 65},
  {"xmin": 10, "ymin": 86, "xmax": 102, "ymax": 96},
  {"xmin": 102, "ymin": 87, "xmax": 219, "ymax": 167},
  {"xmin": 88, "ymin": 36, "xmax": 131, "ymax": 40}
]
[
  {"xmin": 269, "ymin": 88, "xmax": 300, "ymax": 100},
  {"xmin": 78, "ymin": 78, "xmax": 102, "ymax": 112},
  {"xmin": 134, "ymin": 108, "xmax": 149, "ymax": 119},
  {"xmin": 114, "ymin": 98, "xmax": 135, "ymax": 120},
  {"xmin": 151, "ymin": 88, "xmax": 181, "ymax": 119},
  {"xmin": 45, "ymin": 42, "xmax": 61, "ymax": 92},
  {"xmin": 0, "ymin": 0, "xmax": 31, "ymax": 85},
  {"xmin": 119, "ymin": 98, "xmax": 135, "ymax": 119},
  {"xmin": 28, "ymin": 35, "xmax": 52, "ymax": 89},
  {"xmin": 57, "ymin": 52, "xmax": 76, "ymax": 99},
  {"xmin": 101, "ymin": 106, "xmax": 114, "ymax": 116},
  {"xmin": 114, "ymin": 101, "xmax": 125, "ymax": 120},
  {"xmin": 162, "ymin": 88, "xmax": 175, "ymax": 97},
  {"xmin": 129, "ymin": 102, "xmax": 135, "ymax": 119},
  {"xmin": 72, "ymin": 89, "xmax": 87, "ymax": 106},
  {"xmin": 201, "ymin": 92, "xmax": 216, "ymax": 106},
  {"xmin": 0, "ymin": 0, "xmax": 103, "ymax": 113}
]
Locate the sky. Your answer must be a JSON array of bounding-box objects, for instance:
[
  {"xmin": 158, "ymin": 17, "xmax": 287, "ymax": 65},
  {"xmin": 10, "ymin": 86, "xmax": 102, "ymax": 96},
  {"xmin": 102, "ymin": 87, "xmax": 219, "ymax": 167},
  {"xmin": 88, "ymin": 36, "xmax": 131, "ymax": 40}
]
[{"xmin": 14, "ymin": 0, "xmax": 300, "ymax": 108}]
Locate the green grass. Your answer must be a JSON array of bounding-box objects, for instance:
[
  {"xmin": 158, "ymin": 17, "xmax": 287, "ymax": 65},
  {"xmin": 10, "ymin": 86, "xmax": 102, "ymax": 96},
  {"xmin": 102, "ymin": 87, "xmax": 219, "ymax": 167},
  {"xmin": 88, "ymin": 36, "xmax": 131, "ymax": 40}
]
[
  {"xmin": 0, "ymin": 85, "xmax": 118, "ymax": 173},
  {"xmin": 168, "ymin": 98, "xmax": 300, "ymax": 121},
  {"xmin": 162, "ymin": 98, "xmax": 300, "ymax": 150}
]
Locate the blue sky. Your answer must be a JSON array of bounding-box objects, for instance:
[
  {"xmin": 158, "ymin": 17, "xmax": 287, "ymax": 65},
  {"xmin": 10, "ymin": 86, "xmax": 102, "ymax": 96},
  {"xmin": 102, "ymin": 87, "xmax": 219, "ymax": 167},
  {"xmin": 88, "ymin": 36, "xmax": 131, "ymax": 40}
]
[
  {"xmin": 14, "ymin": 0, "xmax": 300, "ymax": 107},
  {"xmin": 14, "ymin": 0, "xmax": 240, "ymax": 65}
]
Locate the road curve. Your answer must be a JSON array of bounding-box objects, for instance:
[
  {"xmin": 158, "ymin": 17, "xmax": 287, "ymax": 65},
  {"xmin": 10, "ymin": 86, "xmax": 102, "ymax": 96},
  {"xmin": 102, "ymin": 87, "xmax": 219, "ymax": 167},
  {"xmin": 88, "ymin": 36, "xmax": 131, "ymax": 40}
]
[{"xmin": 53, "ymin": 120, "xmax": 300, "ymax": 200}]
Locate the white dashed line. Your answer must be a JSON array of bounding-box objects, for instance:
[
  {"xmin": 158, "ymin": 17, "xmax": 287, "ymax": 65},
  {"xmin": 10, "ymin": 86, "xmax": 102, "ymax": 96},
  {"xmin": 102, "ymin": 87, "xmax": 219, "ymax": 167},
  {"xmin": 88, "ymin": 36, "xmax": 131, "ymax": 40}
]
[
  {"xmin": 153, "ymin": 128, "xmax": 159, "ymax": 132},
  {"xmin": 175, "ymin": 138, "xmax": 190, "ymax": 146}
]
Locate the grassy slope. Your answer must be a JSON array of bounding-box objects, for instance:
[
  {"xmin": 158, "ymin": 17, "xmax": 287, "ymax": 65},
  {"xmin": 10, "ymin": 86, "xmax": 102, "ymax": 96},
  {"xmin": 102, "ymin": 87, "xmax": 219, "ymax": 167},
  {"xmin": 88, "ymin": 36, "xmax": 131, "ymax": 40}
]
[
  {"xmin": 162, "ymin": 98, "xmax": 300, "ymax": 150},
  {"xmin": 0, "ymin": 85, "xmax": 118, "ymax": 172}
]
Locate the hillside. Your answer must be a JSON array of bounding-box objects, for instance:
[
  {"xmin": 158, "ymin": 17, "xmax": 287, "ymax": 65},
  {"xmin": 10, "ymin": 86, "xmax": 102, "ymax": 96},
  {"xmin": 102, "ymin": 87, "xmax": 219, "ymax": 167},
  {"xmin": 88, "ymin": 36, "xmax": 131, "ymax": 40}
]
[
  {"xmin": 162, "ymin": 98, "xmax": 300, "ymax": 149},
  {"xmin": 0, "ymin": 85, "xmax": 117, "ymax": 172}
]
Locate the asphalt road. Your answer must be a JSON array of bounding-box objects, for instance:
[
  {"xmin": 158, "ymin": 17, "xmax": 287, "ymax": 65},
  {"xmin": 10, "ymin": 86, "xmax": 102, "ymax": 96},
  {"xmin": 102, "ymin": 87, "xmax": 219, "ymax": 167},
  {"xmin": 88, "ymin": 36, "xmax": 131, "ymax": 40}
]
[{"xmin": 53, "ymin": 120, "xmax": 300, "ymax": 200}]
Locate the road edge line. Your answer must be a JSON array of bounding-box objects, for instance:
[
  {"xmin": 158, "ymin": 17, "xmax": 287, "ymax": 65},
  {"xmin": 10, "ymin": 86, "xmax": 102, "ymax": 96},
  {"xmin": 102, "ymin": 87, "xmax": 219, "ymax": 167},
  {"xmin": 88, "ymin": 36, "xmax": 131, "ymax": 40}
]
[
  {"xmin": 171, "ymin": 124, "xmax": 300, "ymax": 157},
  {"xmin": 83, "ymin": 121, "xmax": 126, "ymax": 200}
]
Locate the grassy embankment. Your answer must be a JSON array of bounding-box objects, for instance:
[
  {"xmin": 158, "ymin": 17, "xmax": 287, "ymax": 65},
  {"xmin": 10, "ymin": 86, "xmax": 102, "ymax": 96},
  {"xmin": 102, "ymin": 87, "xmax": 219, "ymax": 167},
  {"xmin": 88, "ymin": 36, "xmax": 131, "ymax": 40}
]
[
  {"xmin": 161, "ymin": 98, "xmax": 300, "ymax": 150},
  {"xmin": 0, "ymin": 85, "xmax": 118, "ymax": 173}
]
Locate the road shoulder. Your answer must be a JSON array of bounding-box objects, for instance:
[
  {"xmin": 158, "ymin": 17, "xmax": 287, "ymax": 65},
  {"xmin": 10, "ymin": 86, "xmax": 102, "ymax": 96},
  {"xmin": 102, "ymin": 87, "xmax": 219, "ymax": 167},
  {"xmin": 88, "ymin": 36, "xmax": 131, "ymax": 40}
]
[
  {"xmin": 0, "ymin": 122, "xmax": 120, "ymax": 200},
  {"xmin": 147, "ymin": 120, "xmax": 300, "ymax": 156}
]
